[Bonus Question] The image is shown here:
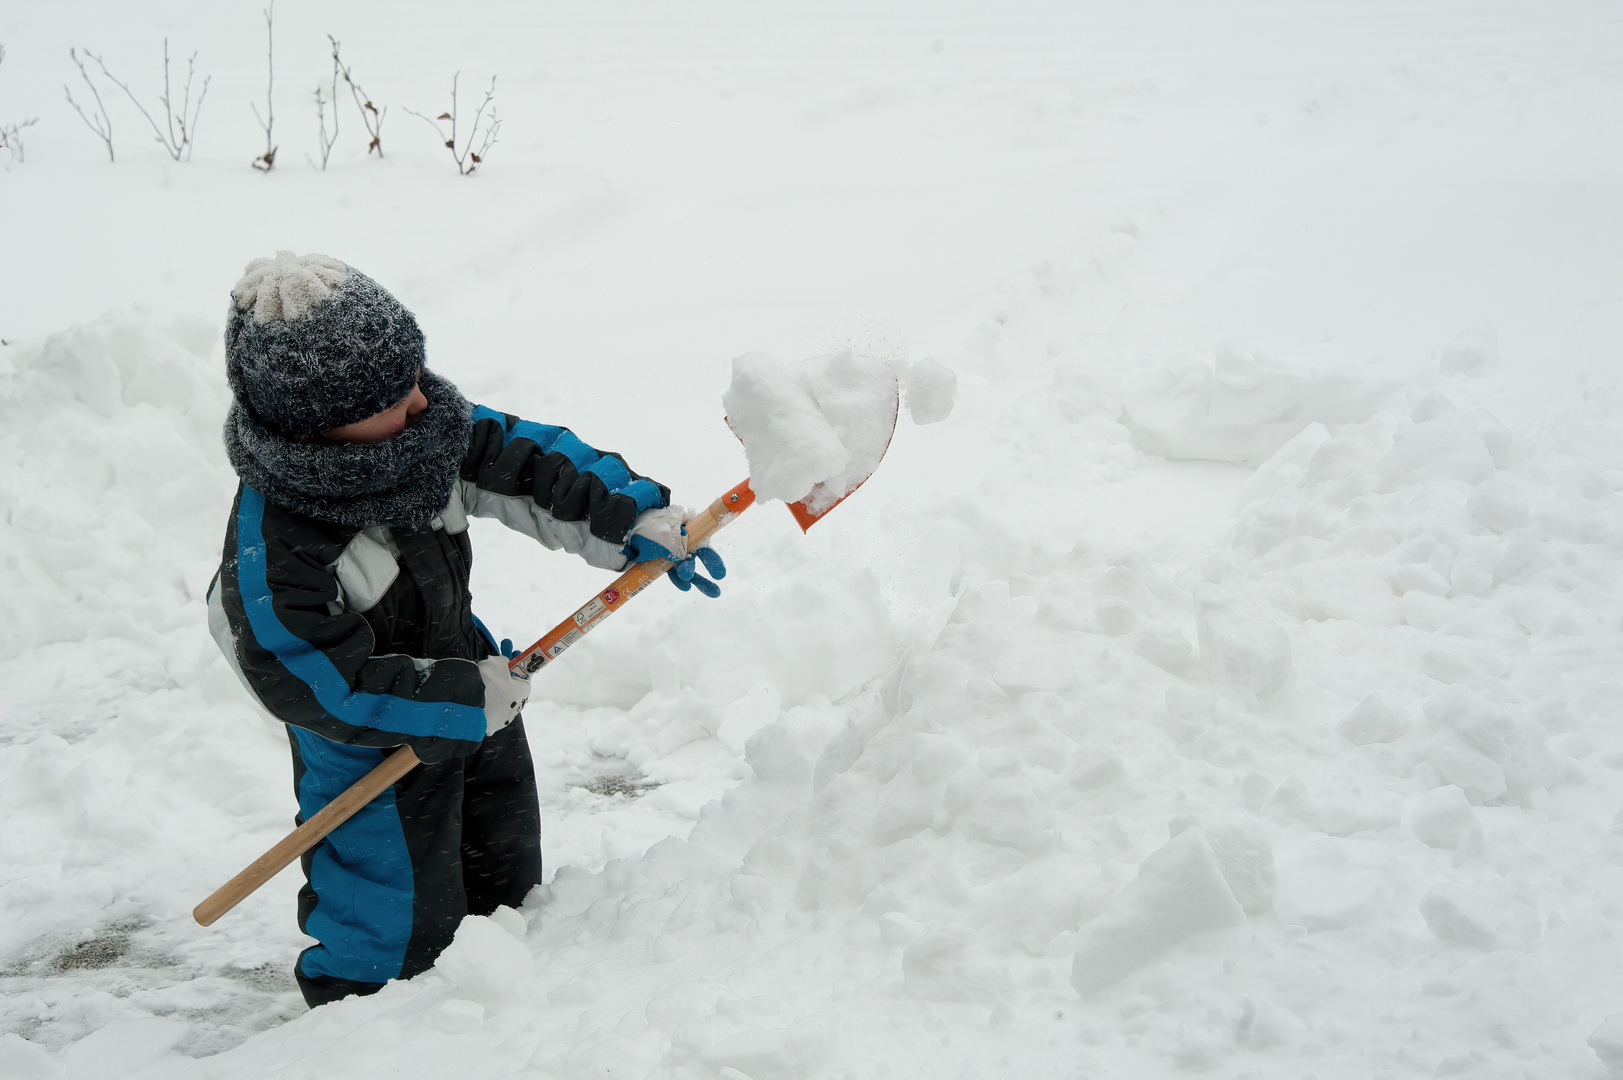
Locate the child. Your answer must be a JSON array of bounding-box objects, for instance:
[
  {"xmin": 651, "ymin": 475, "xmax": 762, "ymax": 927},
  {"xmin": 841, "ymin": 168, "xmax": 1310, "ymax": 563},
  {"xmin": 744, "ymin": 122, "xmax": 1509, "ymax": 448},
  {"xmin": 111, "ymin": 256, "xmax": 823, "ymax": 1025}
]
[{"xmin": 206, "ymin": 251, "xmax": 722, "ymax": 1008}]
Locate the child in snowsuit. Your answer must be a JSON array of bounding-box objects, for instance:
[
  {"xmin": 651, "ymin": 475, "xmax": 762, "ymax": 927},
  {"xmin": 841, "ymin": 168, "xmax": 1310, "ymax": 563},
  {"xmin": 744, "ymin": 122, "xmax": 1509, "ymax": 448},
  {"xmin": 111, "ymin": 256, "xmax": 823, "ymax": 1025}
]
[{"xmin": 207, "ymin": 252, "xmax": 721, "ymax": 1008}]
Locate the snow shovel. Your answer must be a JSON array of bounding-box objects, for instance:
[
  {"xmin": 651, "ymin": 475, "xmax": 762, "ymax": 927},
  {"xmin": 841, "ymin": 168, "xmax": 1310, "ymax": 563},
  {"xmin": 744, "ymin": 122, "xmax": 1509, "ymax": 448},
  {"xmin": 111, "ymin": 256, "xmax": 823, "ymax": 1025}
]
[{"xmin": 193, "ymin": 409, "xmax": 897, "ymax": 927}]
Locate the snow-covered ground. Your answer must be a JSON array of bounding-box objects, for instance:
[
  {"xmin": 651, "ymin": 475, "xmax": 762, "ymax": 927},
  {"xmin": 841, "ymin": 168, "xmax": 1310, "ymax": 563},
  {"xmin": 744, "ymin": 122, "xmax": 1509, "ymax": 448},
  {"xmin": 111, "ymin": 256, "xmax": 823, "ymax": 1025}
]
[{"xmin": 2, "ymin": 2, "xmax": 1621, "ymax": 1077}]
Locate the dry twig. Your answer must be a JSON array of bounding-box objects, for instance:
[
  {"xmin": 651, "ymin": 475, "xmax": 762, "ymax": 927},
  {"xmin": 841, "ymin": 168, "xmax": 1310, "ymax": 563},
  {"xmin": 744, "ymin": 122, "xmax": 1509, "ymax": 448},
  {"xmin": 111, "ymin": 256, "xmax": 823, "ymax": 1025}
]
[
  {"xmin": 81, "ymin": 41, "xmax": 210, "ymax": 162},
  {"xmin": 329, "ymin": 37, "xmax": 385, "ymax": 157},
  {"xmin": 0, "ymin": 115, "xmax": 37, "ymax": 163},
  {"xmin": 64, "ymin": 46, "xmax": 114, "ymax": 161},
  {"xmin": 1, "ymin": 46, "xmax": 40, "ymax": 164},
  {"xmin": 311, "ymin": 53, "xmax": 340, "ymax": 170},
  {"xmin": 405, "ymin": 72, "xmax": 499, "ymax": 176},
  {"xmin": 251, "ymin": 1, "xmax": 276, "ymax": 170}
]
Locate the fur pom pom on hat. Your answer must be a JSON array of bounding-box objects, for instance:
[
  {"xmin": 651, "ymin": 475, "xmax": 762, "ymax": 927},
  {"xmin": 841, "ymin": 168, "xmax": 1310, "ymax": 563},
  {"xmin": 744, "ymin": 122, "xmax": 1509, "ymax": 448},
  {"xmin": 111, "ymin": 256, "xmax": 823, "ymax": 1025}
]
[{"xmin": 224, "ymin": 251, "xmax": 426, "ymax": 437}]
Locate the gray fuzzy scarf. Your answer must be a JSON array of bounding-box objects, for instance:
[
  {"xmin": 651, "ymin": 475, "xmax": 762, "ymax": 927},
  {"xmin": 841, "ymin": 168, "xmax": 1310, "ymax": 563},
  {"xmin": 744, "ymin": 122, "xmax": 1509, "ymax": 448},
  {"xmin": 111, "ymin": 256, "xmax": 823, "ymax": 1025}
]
[{"xmin": 224, "ymin": 368, "xmax": 473, "ymax": 529}]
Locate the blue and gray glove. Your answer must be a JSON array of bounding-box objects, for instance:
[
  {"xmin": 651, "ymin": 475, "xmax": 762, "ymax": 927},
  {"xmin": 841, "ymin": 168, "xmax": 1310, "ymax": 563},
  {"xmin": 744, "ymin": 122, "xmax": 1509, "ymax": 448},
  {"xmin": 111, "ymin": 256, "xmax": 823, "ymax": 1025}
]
[
  {"xmin": 624, "ymin": 506, "xmax": 726, "ymax": 598},
  {"xmin": 478, "ymin": 655, "xmax": 531, "ymax": 736}
]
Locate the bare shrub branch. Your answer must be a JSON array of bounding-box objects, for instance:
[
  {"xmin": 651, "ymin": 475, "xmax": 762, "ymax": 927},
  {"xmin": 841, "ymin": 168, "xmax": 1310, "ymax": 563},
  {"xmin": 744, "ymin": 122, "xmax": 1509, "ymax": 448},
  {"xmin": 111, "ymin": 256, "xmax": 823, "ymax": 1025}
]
[
  {"xmin": 0, "ymin": 115, "xmax": 38, "ymax": 163},
  {"xmin": 64, "ymin": 47, "xmax": 115, "ymax": 161},
  {"xmin": 251, "ymin": 1, "xmax": 276, "ymax": 170},
  {"xmin": 311, "ymin": 47, "xmax": 340, "ymax": 170},
  {"xmin": 82, "ymin": 41, "xmax": 210, "ymax": 162},
  {"xmin": 406, "ymin": 72, "xmax": 499, "ymax": 176},
  {"xmin": 0, "ymin": 46, "xmax": 40, "ymax": 164},
  {"xmin": 329, "ymin": 36, "xmax": 386, "ymax": 157}
]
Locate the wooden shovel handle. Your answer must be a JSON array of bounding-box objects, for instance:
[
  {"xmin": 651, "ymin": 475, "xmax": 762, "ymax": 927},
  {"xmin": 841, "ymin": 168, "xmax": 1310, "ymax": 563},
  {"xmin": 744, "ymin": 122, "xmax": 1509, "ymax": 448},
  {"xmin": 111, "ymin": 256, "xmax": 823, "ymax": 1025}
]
[
  {"xmin": 684, "ymin": 478, "xmax": 756, "ymax": 547},
  {"xmin": 193, "ymin": 744, "xmax": 421, "ymax": 926},
  {"xmin": 193, "ymin": 480, "xmax": 758, "ymax": 927}
]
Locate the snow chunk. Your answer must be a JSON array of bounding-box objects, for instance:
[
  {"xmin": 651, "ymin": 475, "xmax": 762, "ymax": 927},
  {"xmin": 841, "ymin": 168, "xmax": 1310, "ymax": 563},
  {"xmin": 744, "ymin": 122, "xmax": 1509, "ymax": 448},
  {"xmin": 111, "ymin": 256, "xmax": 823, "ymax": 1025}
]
[
  {"xmin": 434, "ymin": 915, "xmax": 535, "ymax": 1011},
  {"xmin": 1135, "ymin": 623, "xmax": 1194, "ymax": 670},
  {"xmin": 1418, "ymin": 884, "xmax": 1502, "ymax": 948},
  {"xmin": 963, "ymin": 776, "xmax": 1059, "ymax": 855},
  {"xmin": 722, "ymin": 349, "xmax": 898, "ymax": 510},
  {"xmin": 0, "ymin": 1034, "xmax": 60, "ymax": 1080},
  {"xmin": 1194, "ymin": 584, "xmax": 1293, "ymax": 698},
  {"xmin": 1590, "ymin": 1014, "xmax": 1623, "ymax": 1079},
  {"xmin": 1411, "ymin": 389, "xmax": 1457, "ymax": 423},
  {"xmin": 1337, "ymin": 693, "xmax": 1407, "ymax": 745},
  {"xmin": 1206, "ymin": 825, "xmax": 1274, "ymax": 915},
  {"xmin": 1423, "ymin": 686, "xmax": 1561, "ymax": 804},
  {"xmin": 1068, "ymin": 754, "xmax": 1127, "ymax": 792},
  {"xmin": 905, "ymin": 356, "xmax": 957, "ymax": 424},
  {"xmin": 1171, "ymin": 817, "xmax": 1275, "ymax": 914},
  {"xmin": 745, "ymin": 720, "xmax": 813, "ymax": 784},
  {"xmin": 1095, "ymin": 596, "xmax": 1139, "ymax": 636},
  {"xmin": 1407, "ymin": 786, "xmax": 1476, "ymax": 849},
  {"xmin": 1427, "ymin": 732, "xmax": 1509, "ymax": 803},
  {"xmin": 1071, "ymin": 828, "xmax": 1247, "ymax": 997},
  {"xmin": 1466, "ymin": 480, "xmax": 1531, "ymax": 533},
  {"xmin": 488, "ymin": 903, "xmax": 527, "ymax": 940}
]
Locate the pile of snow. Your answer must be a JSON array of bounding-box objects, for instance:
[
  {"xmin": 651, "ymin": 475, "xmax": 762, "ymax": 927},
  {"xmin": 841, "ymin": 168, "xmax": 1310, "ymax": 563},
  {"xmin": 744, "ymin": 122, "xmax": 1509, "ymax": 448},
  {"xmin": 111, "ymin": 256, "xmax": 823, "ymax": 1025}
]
[
  {"xmin": 88, "ymin": 346, "xmax": 1607, "ymax": 1079},
  {"xmin": 0, "ymin": 311, "xmax": 310, "ymax": 1057},
  {"xmin": 1119, "ymin": 347, "xmax": 1400, "ymax": 468},
  {"xmin": 5, "ymin": 268, "xmax": 1621, "ymax": 1080},
  {"xmin": 6, "ymin": 294, "xmax": 1621, "ymax": 1080},
  {"xmin": 0, "ymin": 310, "xmax": 233, "ymax": 662}
]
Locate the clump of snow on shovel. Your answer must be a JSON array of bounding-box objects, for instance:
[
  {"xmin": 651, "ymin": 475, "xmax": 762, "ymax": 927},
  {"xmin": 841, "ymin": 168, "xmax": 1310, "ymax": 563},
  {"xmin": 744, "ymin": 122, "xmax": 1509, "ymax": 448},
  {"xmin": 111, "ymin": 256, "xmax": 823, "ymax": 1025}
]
[{"xmin": 724, "ymin": 349, "xmax": 902, "ymax": 513}]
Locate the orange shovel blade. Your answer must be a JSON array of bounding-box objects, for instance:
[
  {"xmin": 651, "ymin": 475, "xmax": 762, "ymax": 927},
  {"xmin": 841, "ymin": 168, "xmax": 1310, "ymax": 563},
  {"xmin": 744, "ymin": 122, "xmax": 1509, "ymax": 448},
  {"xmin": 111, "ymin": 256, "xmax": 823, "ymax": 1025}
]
[{"xmin": 787, "ymin": 488, "xmax": 860, "ymax": 531}]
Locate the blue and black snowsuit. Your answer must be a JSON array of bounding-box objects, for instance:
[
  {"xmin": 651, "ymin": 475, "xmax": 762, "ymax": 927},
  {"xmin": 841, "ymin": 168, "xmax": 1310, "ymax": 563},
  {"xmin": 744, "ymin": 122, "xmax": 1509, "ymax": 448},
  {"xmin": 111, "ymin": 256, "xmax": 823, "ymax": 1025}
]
[{"xmin": 208, "ymin": 406, "xmax": 668, "ymax": 1006}]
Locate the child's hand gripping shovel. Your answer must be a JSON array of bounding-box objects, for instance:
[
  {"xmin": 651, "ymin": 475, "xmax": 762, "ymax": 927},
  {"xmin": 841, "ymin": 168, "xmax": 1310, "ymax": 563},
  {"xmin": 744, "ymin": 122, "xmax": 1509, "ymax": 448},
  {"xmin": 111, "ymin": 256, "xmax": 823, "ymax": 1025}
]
[{"xmin": 193, "ymin": 392, "xmax": 898, "ymax": 927}]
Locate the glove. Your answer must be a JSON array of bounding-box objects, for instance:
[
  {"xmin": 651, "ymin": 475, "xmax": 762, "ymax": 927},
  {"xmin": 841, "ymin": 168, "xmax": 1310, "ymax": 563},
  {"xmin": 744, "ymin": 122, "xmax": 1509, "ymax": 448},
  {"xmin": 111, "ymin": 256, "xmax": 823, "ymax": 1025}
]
[
  {"xmin": 624, "ymin": 506, "xmax": 726, "ymax": 599},
  {"xmin": 479, "ymin": 655, "xmax": 530, "ymax": 736},
  {"xmin": 665, "ymin": 544, "xmax": 726, "ymax": 597}
]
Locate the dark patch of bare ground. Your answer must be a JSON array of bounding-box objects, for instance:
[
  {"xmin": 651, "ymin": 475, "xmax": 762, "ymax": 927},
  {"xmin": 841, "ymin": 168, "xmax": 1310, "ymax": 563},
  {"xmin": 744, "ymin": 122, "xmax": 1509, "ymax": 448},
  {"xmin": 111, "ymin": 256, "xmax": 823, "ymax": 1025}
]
[
  {"xmin": 49, "ymin": 919, "xmax": 141, "ymax": 971},
  {"xmin": 581, "ymin": 771, "xmax": 662, "ymax": 799},
  {"xmin": 1, "ymin": 917, "xmax": 305, "ymax": 1058}
]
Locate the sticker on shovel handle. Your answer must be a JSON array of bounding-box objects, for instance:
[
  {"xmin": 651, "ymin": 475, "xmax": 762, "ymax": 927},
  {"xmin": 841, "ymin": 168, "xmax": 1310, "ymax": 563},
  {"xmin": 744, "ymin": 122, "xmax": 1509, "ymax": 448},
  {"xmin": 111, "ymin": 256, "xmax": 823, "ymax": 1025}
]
[
  {"xmin": 546, "ymin": 629, "xmax": 583, "ymax": 658},
  {"xmin": 573, "ymin": 597, "xmax": 607, "ymax": 628}
]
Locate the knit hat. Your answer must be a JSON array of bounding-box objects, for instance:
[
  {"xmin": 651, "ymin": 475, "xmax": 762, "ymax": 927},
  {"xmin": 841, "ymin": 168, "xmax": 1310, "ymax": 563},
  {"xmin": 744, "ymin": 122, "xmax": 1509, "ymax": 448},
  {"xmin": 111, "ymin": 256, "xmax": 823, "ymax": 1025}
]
[{"xmin": 224, "ymin": 251, "xmax": 426, "ymax": 437}]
